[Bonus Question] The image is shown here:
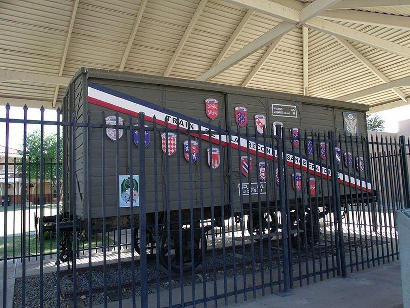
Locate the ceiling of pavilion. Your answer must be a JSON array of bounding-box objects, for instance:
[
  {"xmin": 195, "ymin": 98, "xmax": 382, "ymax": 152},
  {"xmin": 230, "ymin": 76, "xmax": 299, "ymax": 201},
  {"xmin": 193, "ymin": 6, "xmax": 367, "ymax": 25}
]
[{"xmin": 0, "ymin": 0, "xmax": 409, "ymax": 112}]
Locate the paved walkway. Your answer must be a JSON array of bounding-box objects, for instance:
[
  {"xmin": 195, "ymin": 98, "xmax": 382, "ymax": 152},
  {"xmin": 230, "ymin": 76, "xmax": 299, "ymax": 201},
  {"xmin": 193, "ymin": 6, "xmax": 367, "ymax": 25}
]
[{"xmin": 235, "ymin": 262, "xmax": 402, "ymax": 308}]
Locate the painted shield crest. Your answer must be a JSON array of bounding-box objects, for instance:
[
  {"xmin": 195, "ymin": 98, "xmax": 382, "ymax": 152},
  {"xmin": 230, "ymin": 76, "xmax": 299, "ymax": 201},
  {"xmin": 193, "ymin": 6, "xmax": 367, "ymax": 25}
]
[
  {"xmin": 105, "ymin": 116, "xmax": 124, "ymax": 141},
  {"xmin": 306, "ymin": 138, "xmax": 314, "ymax": 156},
  {"xmin": 205, "ymin": 98, "xmax": 219, "ymax": 120},
  {"xmin": 207, "ymin": 147, "xmax": 220, "ymax": 169},
  {"xmin": 308, "ymin": 177, "xmax": 316, "ymax": 196},
  {"xmin": 290, "ymin": 128, "xmax": 300, "ymax": 147},
  {"xmin": 292, "ymin": 172, "xmax": 302, "ymax": 192},
  {"xmin": 161, "ymin": 132, "xmax": 177, "ymax": 156},
  {"xmin": 235, "ymin": 107, "xmax": 248, "ymax": 127},
  {"xmin": 343, "ymin": 112, "xmax": 358, "ymax": 136},
  {"xmin": 319, "ymin": 142, "xmax": 327, "ymax": 160},
  {"xmin": 133, "ymin": 126, "xmax": 150, "ymax": 147},
  {"xmin": 344, "ymin": 152, "xmax": 353, "ymax": 168},
  {"xmin": 255, "ymin": 114, "xmax": 266, "ymax": 135},
  {"xmin": 258, "ymin": 162, "xmax": 267, "ymax": 182},
  {"xmin": 272, "ymin": 121, "xmax": 283, "ymax": 136},
  {"xmin": 335, "ymin": 147, "xmax": 342, "ymax": 164},
  {"xmin": 240, "ymin": 156, "xmax": 252, "ymax": 177},
  {"xmin": 356, "ymin": 156, "xmax": 365, "ymax": 172},
  {"xmin": 183, "ymin": 140, "xmax": 199, "ymax": 163}
]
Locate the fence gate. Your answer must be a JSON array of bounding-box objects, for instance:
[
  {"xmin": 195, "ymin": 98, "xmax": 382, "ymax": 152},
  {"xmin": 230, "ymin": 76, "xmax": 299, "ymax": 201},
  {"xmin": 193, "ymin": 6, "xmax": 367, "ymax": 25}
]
[{"xmin": 0, "ymin": 106, "xmax": 409, "ymax": 307}]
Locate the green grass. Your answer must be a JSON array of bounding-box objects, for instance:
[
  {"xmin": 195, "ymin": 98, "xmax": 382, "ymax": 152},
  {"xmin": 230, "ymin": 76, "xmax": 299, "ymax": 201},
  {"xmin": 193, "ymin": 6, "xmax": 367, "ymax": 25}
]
[{"xmin": 0, "ymin": 232, "xmax": 111, "ymax": 259}]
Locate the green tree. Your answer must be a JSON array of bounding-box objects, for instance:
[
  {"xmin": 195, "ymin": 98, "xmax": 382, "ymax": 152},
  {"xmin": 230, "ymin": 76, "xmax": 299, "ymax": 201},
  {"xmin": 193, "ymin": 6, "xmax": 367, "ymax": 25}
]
[
  {"xmin": 18, "ymin": 131, "xmax": 62, "ymax": 181},
  {"xmin": 366, "ymin": 114, "xmax": 385, "ymax": 132}
]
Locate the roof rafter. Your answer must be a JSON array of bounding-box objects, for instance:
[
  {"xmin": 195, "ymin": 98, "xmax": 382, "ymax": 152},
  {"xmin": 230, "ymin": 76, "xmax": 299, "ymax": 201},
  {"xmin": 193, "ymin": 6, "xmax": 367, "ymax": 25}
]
[
  {"xmin": 336, "ymin": 37, "xmax": 407, "ymax": 102},
  {"xmin": 336, "ymin": 76, "xmax": 410, "ymax": 101},
  {"xmin": 224, "ymin": 0, "xmax": 300, "ymax": 23},
  {"xmin": 306, "ymin": 18, "xmax": 410, "ymax": 59},
  {"xmin": 52, "ymin": 0, "xmax": 79, "ymax": 108},
  {"xmin": 197, "ymin": 22, "xmax": 295, "ymax": 81},
  {"xmin": 119, "ymin": 0, "xmax": 148, "ymax": 71},
  {"xmin": 198, "ymin": 0, "xmax": 342, "ymax": 81},
  {"xmin": 242, "ymin": 36, "xmax": 283, "ymax": 86},
  {"xmin": 330, "ymin": 0, "xmax": 409, "ymax": 9},
  {"xmin": 212, "ymin": 9, "xmax": 254, "ymax": 66},
  {"xmin": 368, "ymin": 99, "xmax": 410, "ymax": 113},
  {"xmin": 0, "ymin": 69, "xmax": 70, "ymax": 86},
  {"xmin": 0, "ymin": 97, "xmax": 52, "ymax": 109},
  {"xmin": 302, "ymin": 26, "xmax": 309, "ymax": 95},
  {"xmin": 321, "ymin": 10, "xmax": 410, "ymax": 31},
  {"xmin": 163, "ymin": 0, "xmax": 208, "ymax": 77}
]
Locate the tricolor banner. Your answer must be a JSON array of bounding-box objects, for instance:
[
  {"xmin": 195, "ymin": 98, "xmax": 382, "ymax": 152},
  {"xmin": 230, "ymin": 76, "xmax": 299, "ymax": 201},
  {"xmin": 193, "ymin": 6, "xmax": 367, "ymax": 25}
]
[{"xmin": 88, "ymin": 83, "xmax": 372, "ymax": 192}]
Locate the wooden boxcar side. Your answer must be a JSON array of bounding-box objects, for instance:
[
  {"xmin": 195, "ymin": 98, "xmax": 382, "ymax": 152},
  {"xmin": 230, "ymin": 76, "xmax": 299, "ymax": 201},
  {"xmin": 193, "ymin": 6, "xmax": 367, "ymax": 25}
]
[{"xmin": 63, "ymin": 68, "xmax": 369, "ymax": 223}]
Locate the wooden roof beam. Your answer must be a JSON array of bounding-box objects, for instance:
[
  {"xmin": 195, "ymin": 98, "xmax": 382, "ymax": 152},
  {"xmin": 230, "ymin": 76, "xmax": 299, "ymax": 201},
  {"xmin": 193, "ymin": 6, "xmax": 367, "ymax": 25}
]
[
  {"xmin": 212, "ymin": 9, "xmax": 254, "ymax": 66},
  {"xmin": 241, "ymin": 36, "xmax": 283, "ymax": 86},
  {"xmin": 330, "ymin": 0, "xmax": 409, "ymax": 9},
  {"xmin": 0, "ymin": 69, "xmax": 70, "ymax": 86},
  {"xmin": 119, "ymin": 0, "xmax": 148, "ymax": 71},
  {"xmin": 164, "ymin": 0, "xmax": 208, "ymax": 77},
  {"xmin": 336, "ymin": 76, "xmax": 410, "ymax": 101},
  {"xmin": 320, "ymin": 10, "xmax": 410, "ymax": 31},
  {"xmin": 0, "ymin": 97, "xmax": 53, "ymax": 109},
  {"xmin": 224, "ymin": 0, "xmax": 300, "ymax": 23},
  {"xmin": 52, "ymin": 0, "xmax": 79, "ymax": 108},
  {"xmin": 368, "ymin": 99, "xmax": 410, "ymax": 113},
  {"xmin": 306, "ymin": 18, "xmax": 410, "ymax": 59},
  {"xmin": 336, "ymin": 37, "xmax": 407, "ymax": 102},
  {"xmin": 198, "ymin": 0, "xmax": 342, "ymax": 81}
]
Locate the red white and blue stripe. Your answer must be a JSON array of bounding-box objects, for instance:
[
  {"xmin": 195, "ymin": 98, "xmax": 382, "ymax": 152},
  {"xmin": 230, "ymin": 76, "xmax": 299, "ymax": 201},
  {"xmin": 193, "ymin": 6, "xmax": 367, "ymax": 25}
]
[{"xmin": 88, "ymin": 82, "xmax": 372, "ymax": 192}]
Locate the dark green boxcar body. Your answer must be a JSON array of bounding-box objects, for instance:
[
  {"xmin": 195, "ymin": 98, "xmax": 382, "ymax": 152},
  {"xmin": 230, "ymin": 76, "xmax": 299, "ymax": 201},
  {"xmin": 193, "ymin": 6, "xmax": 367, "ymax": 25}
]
[{"xmin": 63, "ymin": 68, "xmax": 369, "ymax": 224}]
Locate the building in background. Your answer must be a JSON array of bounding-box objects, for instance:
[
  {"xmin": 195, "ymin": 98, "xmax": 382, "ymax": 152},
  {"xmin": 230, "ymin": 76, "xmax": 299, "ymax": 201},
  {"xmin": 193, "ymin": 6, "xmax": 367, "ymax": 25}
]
[{"xmin": 0, "ymin": 152, "xmax": 55, "ymax": 205}]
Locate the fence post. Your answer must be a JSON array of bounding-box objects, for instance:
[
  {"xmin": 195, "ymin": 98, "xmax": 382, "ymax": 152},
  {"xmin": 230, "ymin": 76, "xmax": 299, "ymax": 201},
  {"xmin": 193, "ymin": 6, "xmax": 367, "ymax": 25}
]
[
  {"xmin": 399, "ymin": 136, "xmax": 410, "ymax": 209},
  {"xmin": 277, "ymin": 126, "xmax": 290, "ymax": 292},
  {"xmin": 138, "ymin": 112, "xmax": 148, "ymax": 307},
  {"xmin": 329, "ymin": 131, "xmax": 346, "ymax": 277}
]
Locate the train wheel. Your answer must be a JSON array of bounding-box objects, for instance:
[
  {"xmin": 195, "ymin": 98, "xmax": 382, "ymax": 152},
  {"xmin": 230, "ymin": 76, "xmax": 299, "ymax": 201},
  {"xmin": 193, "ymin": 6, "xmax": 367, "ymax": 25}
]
[
  {"xmin": 247, "ymin": 211, "xmax": 278, "ymax": 237},
  {"xmin": 159, "ymin": 228, "xmax": 206, "ymax": 272},
  {"xmin": 133, "ymin": 227, "xmax": 156, "ymax": 255}
]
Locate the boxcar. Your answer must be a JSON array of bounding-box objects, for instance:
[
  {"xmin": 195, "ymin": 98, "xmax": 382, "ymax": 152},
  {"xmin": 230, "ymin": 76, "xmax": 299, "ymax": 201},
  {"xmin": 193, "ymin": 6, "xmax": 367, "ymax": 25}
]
[{"xmin": 59, "ymin": 68, "xmax": 371, "ymax": 270}]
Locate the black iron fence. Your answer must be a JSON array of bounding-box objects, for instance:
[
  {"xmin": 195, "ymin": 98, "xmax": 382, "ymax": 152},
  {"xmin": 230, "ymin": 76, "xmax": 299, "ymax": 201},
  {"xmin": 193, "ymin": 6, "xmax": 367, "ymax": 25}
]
[{"xmin": 0, "ymin": 105, "xmax": 409, "ymax": 307}]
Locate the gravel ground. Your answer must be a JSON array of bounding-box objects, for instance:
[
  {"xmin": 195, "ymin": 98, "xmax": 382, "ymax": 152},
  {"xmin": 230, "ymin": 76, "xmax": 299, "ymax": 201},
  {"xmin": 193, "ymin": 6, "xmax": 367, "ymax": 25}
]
[{"xmin": 13, "ymin": 231, "xmax": 381, "ymax": 307}]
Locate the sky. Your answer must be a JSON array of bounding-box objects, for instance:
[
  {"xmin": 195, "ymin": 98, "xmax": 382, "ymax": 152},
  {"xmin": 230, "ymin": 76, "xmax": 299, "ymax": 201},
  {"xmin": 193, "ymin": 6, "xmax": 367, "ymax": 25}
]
[{"xmin": 0, "ymin": 104, "xmax": 409, "ymax": 154}]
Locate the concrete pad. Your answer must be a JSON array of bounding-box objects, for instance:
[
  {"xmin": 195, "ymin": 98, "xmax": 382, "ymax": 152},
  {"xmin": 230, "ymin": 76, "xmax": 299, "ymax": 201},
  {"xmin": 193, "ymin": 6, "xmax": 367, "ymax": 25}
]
[
  {"xmin": 0, "ymin": 261, "xmax": 17, "ymax": 308},
  {"xmin": 235, "ymin": 263, "xmax": 402, "ymax": 308}
]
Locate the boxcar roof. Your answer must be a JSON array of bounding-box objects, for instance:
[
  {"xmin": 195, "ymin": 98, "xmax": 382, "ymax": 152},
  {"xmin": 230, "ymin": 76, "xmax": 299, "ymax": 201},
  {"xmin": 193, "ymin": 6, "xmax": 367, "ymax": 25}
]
[{"xmin": 71, "ymin": 67, "xmax": 369, "ymax": 112}]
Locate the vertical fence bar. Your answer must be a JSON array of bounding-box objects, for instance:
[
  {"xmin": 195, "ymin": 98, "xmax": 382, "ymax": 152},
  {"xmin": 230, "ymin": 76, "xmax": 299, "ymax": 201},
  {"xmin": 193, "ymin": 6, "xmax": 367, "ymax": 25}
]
[
  {"xmin": 101, "ymin": 110, "xmax": 108, "ymax": 307},
  {"xmin": 128, "ymin": 113, "xmax": 137, "ymax": 308},
  {"xmin": 2, "ymin": 104, "xmax": 9, "ymax": 308},
  {"xmin": 39, "ymin": 107, "xmax": 45, "ymax": 307},
  {"xmin": 227, "ymin": 122, "xmax": 238, "ymax": 303},
  {"xmin": 71, "ymin": 108, "xmax": 78, "ymax": 308},
  {"xmin": 329, "ymin": 132, "xmax": 346, "ymax": 277},
  {"xmin": 246, "ymin": 125, "xmax": 256, "ymax": 299},
  {"xmin": 86, "ymin": 113, "xmax": 92, "ymax": 307},
  {"xmin": 152, "ymin": 116, "xmax": 159, "ymax": 308},
  {"xmin": 115, "ymin": 111, "xmax": 122, "ymax": 306},
  {"xmin": 176, "ymin": 118, "xmax": 184, "ymax": 306},
  {"xmin": 399, "ymin": 136, "xmax": 410, "ymax": 209},
  {"xmin": 236, "ymin": 125, "xmax": 247, "ymax": 301},
  {"xmin": 278, "ymin": 127, "xmax": 290, "ymax": 292},
  {"xmin": 138, "ymin": 113, "xmax": 148, "ymax": 307},
  {"xmin": 56, "ymin": 108, "xmax": 62, "ymax": 308},
  {"xmin": 20, "ymin": 105, "xmax": 28, "ymax": 308}
]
